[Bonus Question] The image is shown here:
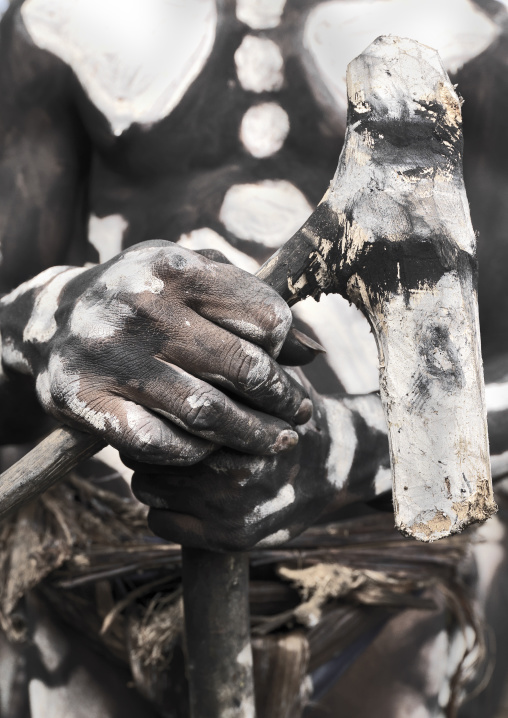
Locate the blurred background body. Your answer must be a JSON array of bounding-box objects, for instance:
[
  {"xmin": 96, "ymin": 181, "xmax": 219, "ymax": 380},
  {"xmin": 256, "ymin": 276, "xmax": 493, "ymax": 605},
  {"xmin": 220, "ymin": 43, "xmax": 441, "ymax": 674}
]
[{"xmin": 1, "ymin": 0, "xmax": 508, "ymax": 716}]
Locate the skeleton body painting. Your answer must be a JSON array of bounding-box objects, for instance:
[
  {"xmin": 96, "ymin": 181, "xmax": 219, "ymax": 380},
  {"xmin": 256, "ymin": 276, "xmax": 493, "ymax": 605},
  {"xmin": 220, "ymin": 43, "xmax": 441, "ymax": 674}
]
[{"xmin": 0, "ymin": 0, "xmax": 508, "ymax": 716}]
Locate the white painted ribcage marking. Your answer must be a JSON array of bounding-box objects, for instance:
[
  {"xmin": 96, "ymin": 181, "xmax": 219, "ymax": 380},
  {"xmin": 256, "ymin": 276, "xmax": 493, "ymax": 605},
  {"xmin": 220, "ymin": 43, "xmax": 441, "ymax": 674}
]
[
  {"xmin": 219, "ymin": 180, "xmax": 313, "ymax": 248},
  {"xmin": 240, "ymin": 102, "xmax": 290, "ymax": 158},
  {"xmin": 234, "ymin": 35, "xmax": 284, "ymax": 93},
  {"xmin": 294, "ymin": 293, "xmax": 379, "ymax": 394},
  {"xmin": 236, "ymin": 0, "xmax": 287, "ymax": 30},
  {"xmin": 177, "ymin": 227, "xmax": 260, "ymax": 273},
  {"xmin": 22, "ymin": 0, "xmax": 217, "ymax": 136},
  {"xmin": 304, "ymin": 0, "xmax": 498, "ymax": 122},
  {"xmin": 472, "ymin": 515, "xmax": 506, "ymax": 604},
  {"xmin": 374, "ymin": 466, "xmax": 391, "ymax": 495},
  {"xmin": 343, "ymin": 395, "xmax": 386, "ymax": 434},
  {"xmin": 88, "ymin": 214, "xmax": 128, "ymax": 263},
  {"xmin": 321, "ymin": 397, "xmax": 357, "ymax": 489},
  {"xmin": 485, "ymin": 381, "xmax": 508, "ymax": 412}
]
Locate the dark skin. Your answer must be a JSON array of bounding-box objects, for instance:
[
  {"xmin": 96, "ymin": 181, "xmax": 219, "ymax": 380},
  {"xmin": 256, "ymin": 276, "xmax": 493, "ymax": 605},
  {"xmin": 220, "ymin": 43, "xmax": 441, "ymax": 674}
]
[
  {"xmin": 1, "ymin": 241, "xmax": 312, "ymax": 462},
  {"xmin": 0, "ymin": 2, "xmax": 379, "ymax": 551}
]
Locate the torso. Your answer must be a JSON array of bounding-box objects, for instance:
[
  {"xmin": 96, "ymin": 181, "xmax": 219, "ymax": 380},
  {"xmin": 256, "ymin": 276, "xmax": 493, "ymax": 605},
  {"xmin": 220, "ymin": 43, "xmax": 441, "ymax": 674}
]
[
  {"xmin": 16, "ymin": 0, "xmax": 508, "ymax": 390},
  {"xmin": 3, "ymin": 2, "xmax": 508, "ymax": 716}
]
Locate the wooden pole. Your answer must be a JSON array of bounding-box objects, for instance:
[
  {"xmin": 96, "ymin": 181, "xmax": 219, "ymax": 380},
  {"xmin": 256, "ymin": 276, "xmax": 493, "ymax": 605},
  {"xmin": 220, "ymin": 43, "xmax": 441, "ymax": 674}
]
[{"xmin": 182, "ymin": 549, "xmax": 255, "ymax": 718}]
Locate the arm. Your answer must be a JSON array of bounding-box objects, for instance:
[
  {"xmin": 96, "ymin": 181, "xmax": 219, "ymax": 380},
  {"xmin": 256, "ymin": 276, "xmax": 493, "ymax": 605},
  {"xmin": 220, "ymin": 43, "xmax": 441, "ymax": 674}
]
[
  {"xmin": 0, "ymin": 4, "xmax": 90, "ymax": 442},
  {"xmin": 0, "ymin": 7, "xmax": 311, "ymax": 456},
  {"xmin": 130, "ymin": 377, "xmax": 390, "ymax": 551}
]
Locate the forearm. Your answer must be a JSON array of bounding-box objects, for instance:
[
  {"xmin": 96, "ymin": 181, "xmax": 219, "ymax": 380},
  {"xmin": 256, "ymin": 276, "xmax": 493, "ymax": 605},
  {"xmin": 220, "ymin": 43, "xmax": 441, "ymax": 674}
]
[{"xmin": 0, "ymin": 266, "xmax": 85, "ymax": 443}]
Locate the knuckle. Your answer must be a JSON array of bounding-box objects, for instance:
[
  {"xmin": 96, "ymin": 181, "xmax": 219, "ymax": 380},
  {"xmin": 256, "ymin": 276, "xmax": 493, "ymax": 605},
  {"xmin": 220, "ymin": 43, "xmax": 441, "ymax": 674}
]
[
  {"xmin": 261, "ymin": 296, "xmax": 292, "ymax": 351},
  {"xmin": 181, "ymin": 391, "xmax": 223, "ymax": 431},
  {"xmin": 131, "ymin": 477, "xmax": 168, "ymax": 509},
  {"xmin": 235, "ymin": 345, "xmax": 272, "ymax": 392},
  {"xmin": 219, "ymin": 527, "xmax": 256, "ymax": 553}
]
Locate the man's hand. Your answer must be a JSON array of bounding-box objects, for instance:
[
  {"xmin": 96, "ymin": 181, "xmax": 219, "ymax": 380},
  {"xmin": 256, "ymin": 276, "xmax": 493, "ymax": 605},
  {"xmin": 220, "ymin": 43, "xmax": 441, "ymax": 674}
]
[
  {"xmin": 128, "ymin": 384, "xmax": 391, "ymax": 551},
  {"xmin": 0, "ymin": 241, "xmax": 312, "ymax": 464},
  {"xmin": 129, "ymin": 381, "xmax": 333, "ymax": 551}
]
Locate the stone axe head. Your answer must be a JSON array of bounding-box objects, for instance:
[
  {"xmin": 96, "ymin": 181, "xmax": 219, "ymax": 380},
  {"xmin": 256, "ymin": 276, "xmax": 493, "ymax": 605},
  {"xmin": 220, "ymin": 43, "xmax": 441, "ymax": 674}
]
[{"xmin": 259, "ymin": 35, "xmax": 496, "ymax": 541}]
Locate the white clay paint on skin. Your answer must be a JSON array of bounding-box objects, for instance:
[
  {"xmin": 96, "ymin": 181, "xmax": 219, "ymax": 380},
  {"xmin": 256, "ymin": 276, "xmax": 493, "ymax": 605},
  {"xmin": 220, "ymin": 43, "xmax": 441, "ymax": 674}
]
[
  {"xmin": 485, "ymin": 381, "xmax": 508, "ymax": 412},
  {"xmin": 293, "ymin": 293, "xmax": 379, "ymax": 394},
  {"xmin": 246, "ymin": 484, "xmax": 295, "ymax": 524},
  {"xmin": 322, "ymin": 397, "xmax": 357, "ymax": 489},
  {"xmin": 95, "ymin": 445, "xmax": 134, "ymax": 484},
  {"xmin": 240, "ymin": 102, "xmax": 290, "ymax": 158},
  {"xmin": 44, "ymin": 354, "xmax": 121, "ymax": 433},
  {"xmin": 0, "ymin": 266, "xmax": 73, "ymax": 306},
  {"xmin": 236, "ymin": 0, "xmax": 287, "ymax": 29},
  {"xmin": 22, "ymin": 0, "xmax": 218, "ymax": 136},
  {"xmin": 236, "ymin": 644, "xmax": 253, "ymax": 668},
  {"xmin": 343, "ymin": 394, "xmax": 386, "ymax": 433},
  {"xmin": 177, "ymin": 228, "xmax": 260, "ymax": 273},
  {"xmin": 2, "ymin": 339, "xmax": 31, "ymax": 374},
  {"xmin": 186, "ymin": 394, "xmax": 211, "ymax": 410},
  {"xmin": 255, "ymin": 528, "xmax": 290, "ymax": 547},
  {"xmin": 219, "ymin": 180, "xmax": 313, "ymax": 248},
  {"xmin": 69, "ymin": 298, "xmax": 135, "ymax": 339},
  {"xmin": 234, "ymin": 36, "xmax": 284, "ymax": 93},
  {"xmin": 374, "ymin": 466, "xmax": 392, "ymax": 495},
  {"xmin": 99, "ymin": 248, "xmax": 165, "ymax": 294},
  {"xmin": 125, "ymin": 403, "xmax": 155, "ymax": 445},
  {"xmin": 88, "ymin": 214, "xmax": 128, "ymax": 263},
  {"xmin": 23, "ymin": 268, "xmax": 86, "ymax": 344}
]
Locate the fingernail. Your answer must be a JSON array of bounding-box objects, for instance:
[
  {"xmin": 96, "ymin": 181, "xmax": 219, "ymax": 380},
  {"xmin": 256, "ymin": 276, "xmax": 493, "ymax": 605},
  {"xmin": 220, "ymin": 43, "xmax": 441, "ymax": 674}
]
[
  {"xmin": 269, "ymin": 429, "xmax": 299, "ymax": 453},
  {"xmin": 294, "ymin": 398, "xmax": 313, "ymax": 424},
  {"xmin": 290, "ymin": 328, "xmax": 326, "ymax": 354}
]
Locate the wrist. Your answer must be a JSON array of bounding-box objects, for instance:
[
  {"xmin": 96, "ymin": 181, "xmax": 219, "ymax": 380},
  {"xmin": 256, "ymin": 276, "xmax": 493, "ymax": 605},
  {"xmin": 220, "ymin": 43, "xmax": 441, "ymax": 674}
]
[{"xmin": 0, "ymin": 265, "xmax": 85, "ymax": 377}]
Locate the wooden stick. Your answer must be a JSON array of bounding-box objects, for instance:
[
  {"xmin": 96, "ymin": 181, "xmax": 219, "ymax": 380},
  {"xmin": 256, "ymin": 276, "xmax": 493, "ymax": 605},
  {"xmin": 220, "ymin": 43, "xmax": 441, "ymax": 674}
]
[
  {"xmin": 0, "ymin": 426, "xmax": 105, "ymax": 520},
  {"xmin": 182, "ymin": 549, "xmax": 255, "ymax": 718}
]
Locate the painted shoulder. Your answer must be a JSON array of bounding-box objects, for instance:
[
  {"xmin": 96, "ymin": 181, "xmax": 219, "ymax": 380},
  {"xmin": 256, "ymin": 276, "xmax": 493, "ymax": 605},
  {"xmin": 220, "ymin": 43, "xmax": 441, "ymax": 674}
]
[
  {"xmin": 21, "ymin": 0, "xmax": 218, "ymax": 136},
  {"xmin": 303, "ymin": 0, "xmax": 499, "ymax": 121}
]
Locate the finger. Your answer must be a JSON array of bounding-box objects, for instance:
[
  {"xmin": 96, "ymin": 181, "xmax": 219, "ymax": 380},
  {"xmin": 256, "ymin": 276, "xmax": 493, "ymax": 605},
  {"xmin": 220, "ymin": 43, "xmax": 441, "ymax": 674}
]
[
  {"xmin": 156, "ymin": 315, "xmax": 312, "ymax": 424},
  {"xmin": 147, "ymin": 509, "xmax": 256, "ymax": 552},
  {"xmin": 131, "ymin": 462, "xmax": 270, "ymax": 519},
  {"xmin": 106, "ymin": 400, "xmax": 215, "ymax": 465},
  {"xmin": 106, "ymin": 243, "xmax": 291, "ymax": 357},
  {"xmin": 278, "ymin": 327, "xmax": 326, "ymax": 366},
  {"xmin": 120, "ymin": 357, "xmax": 301, "ymax": 454},
  {"xmin": 147, "ymin": 509, "xmax": 208, "ymax": 548},
  {"xmin": 194, "ymin": 249, "xmax": 233, "ymax": 265},
  {"xmin": 47, "ymin": 377, "xmax": 214, "ymax": 464},
  {"xmin": 132, "ymin": 472, "xmax": 211, "ymax": 517},
  {"xmin": 181, "ymin": 257, "xmax": 293, "ymax": 357}
]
